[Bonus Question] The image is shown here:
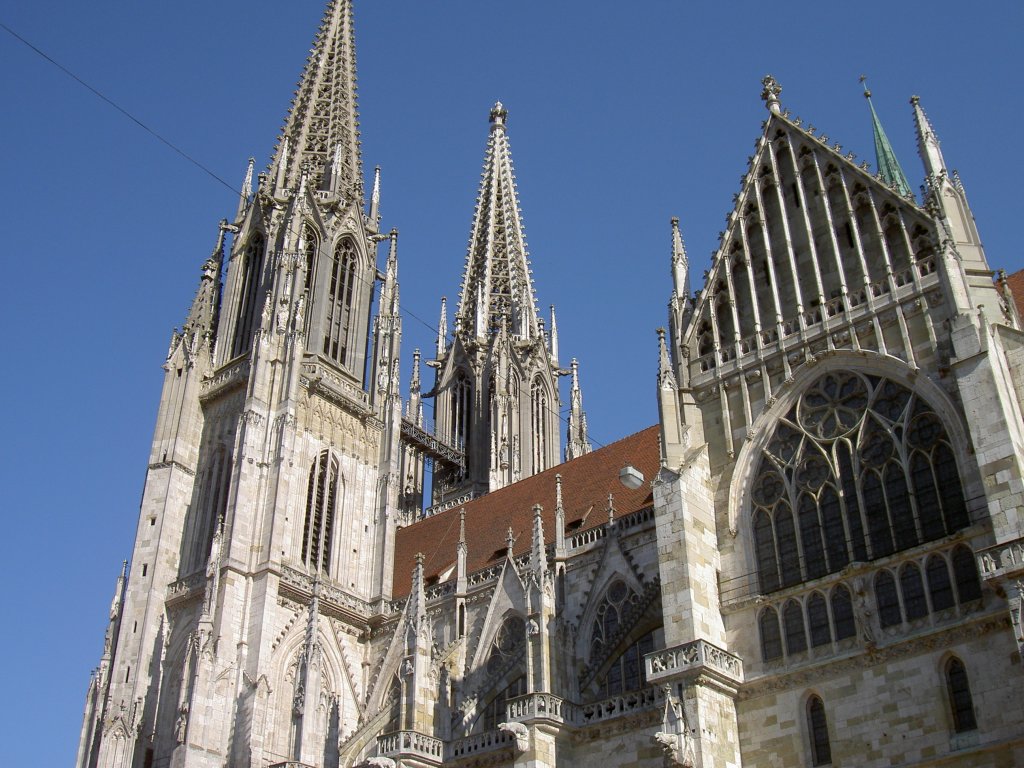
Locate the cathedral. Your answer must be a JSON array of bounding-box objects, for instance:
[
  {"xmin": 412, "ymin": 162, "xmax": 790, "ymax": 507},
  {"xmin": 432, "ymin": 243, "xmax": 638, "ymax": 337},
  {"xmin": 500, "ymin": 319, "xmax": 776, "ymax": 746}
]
[{"xmin": 76, "ymin": 1, "xmax": 1024, "ymax": 766}]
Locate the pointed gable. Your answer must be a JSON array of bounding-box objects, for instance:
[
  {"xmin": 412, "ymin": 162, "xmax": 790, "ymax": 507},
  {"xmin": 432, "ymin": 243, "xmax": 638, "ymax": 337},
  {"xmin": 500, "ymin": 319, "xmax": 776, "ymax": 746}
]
[
  {"xmin": 682, "ymin": 91, "xmax": 938, "ymax": 380},
  {"xmin": 391, "ymin": 426, "xmax": 660, "ymax": 597}
]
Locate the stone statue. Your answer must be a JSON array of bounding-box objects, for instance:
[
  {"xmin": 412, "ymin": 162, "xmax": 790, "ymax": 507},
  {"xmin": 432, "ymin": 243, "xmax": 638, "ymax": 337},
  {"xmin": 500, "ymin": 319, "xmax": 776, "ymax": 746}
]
[{"xmin": 498, "ymin": 721, "xmax": 530, "ymax": 752}]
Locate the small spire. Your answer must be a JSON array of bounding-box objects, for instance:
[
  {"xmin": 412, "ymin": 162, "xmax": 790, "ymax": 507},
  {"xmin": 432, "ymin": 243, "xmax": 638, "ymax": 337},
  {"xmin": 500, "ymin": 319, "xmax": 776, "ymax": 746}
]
[
  {"xmin": 369, "ymin": 164, "xmax": 382, "ymax": 226},
  {"xmin": 671, "ymin": 217, "xmax": 690, "ymax": 300},
  {"xmin": 860, "ymin": 76, "xmax": 912, "ymax": 197},
  {"xmin": 910, "ymin": 94, "xmax": 947, "ymax": 178},
  {"xmin": 275, "ymin": 135, "xmax": 290, "ymax": 195},
  {"xmin": 530, "ymin": 504, "xmax": 547, "ymax": 575},
  {"xmin": 658, "ymin": 327, "xmax": 676, "ymax": 389},
  {"xmin": 235, "ymin": 157, "xmax": 254, "ymax": 223},
  {"xmin": 565, "ymin": 359, "xmax": 592, "ymax": 460},
  {"xmin": 437, "ymin": 297, "xmax": 448, "ymax": 357},
  {"xmin": 607, "ymin": 493, "xmax": 616, "ymax": 526},
  {"xmin": 458, "ymin": 508, "xmax": 467, "ymax": 547},
  {"xmin": 549, "ymin": 305, "xmax": 560, "ymax": 367},
  {"xmin": 506, "ymin": 526, "xmax": 516, "ymax": 558},
  {"xmin": 761, "ymin": 75, "xmax": 783, "ymax": 115}
]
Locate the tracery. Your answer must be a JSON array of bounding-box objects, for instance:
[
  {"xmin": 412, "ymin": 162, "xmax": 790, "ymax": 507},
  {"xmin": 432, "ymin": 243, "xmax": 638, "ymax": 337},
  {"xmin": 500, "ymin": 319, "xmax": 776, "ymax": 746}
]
[{"xmin": 752, "ymin": 371, "xmax": 969, "ymax": 593}]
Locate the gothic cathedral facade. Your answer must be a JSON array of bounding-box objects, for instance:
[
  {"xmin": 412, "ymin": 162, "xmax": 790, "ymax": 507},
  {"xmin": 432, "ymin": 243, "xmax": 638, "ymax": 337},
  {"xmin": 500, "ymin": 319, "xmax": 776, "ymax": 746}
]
[{"xmin": 78, "ymin": 2, "xmax": 1024, "ymax": 767}]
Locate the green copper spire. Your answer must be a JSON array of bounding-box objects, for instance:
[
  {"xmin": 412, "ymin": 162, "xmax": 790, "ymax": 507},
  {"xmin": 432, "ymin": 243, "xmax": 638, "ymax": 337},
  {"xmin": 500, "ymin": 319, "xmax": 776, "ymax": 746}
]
[{"xmin": 860, "ymin": 76, "xmax": 912, "ymax": 197}]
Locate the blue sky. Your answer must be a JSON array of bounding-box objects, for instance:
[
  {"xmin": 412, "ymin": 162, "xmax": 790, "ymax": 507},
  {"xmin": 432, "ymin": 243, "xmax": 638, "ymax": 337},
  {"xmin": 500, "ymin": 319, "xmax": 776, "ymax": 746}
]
[{"xmin": 1, "ymin": 1, "xmax": 1020, "ymax": 763}]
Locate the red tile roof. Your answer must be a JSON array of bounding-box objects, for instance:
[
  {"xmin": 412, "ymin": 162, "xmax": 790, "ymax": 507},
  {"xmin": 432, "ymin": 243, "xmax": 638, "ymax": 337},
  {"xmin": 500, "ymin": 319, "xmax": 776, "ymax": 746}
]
[
  {"xmin": 391, "ymin": 425, "xmax": 661, "ymax": 597},
  {"xmin": 1002, "ymin": 268, "xmax": 1024, "ymax": 323}
]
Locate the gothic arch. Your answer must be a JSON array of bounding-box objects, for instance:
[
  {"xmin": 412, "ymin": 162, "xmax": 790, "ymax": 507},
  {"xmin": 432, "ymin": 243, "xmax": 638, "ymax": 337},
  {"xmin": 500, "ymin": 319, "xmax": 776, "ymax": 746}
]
[{"xmin": 727, "ymin": 355, "xmax": 976, "ymax": 586}]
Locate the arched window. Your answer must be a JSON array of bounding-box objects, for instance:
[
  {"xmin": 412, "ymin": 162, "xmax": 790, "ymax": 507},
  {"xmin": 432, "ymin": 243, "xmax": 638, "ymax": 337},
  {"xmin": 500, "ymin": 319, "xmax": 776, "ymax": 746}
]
[
  {"xmin": 759, "ymin": 607, "xmax": 783, "ymax": 662},
  {"xmin": 590, "ymin": 579, "xmax": 640, "ymax": 663},
  {"xmin": 486, "ymin": 615, "xmax": 526, "ymax": 677},
  {"xmin": 952, "ymin": 546, "xmax": 982, "ymax": 603},
  {"xmin": 875, "ymin": 571, "xmax": 901, "ymax": 628},
  {"xmin": 926, "ymin": 555, "xmax": 955, "ymax": 611},
  {"xmin": 231, "ymin": 233, "xmax": 266, "ymax": 358},
  {"xmin": 322, "ymin": 238, "xmax": 357, "ymax": 366},
  {"xmin": 750, "ymin": 372, "xmax": 968, "ymax": 593},
  {"xmin": 531, "ymin": 378, "xmax": 548, "ymax": 474},
  {"xmin": 945, "ymin": 658, "xmax": 977, "ymax": 733},
  {"xmin": 830, "ymin": 584, "xmax": 856, "ymax": 640},
  {"xmin": 807, "ymin": 592, "xmax": 831, "ymax": 647},
  {"xmin": 302, "ymin": 451, "xmax": 338, "ymax": 574},
  {"xmin": 899, "ymin": 563, "xmax": 928, "ymax": 621},
  {"xmin": 807, "ymin": 695, "xmax": 832, "ymax": 766},
  {"xmin": 784, "ymin": 600, "xmax": 807, "ymax": 655}
]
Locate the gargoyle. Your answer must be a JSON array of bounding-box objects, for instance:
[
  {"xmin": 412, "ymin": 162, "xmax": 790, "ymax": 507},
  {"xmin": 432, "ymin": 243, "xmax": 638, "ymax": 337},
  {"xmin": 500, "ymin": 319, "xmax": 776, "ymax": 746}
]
[{"xmin": 498, "ymin": 721, "xmax": 530, "ymax": 752}]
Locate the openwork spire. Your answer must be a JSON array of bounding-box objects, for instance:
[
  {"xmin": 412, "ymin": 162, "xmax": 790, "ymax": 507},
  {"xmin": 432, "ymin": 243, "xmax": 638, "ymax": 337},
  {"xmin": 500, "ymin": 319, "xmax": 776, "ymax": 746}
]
[
  {"xmin": 455, "ymin": 102, "xmax": 540, "ymax": 341},
  {"xmin": 271, "ymin": 0, "xmax": 361, "ymax": 196},
  {"xmin": 861, "ymin": 77, "xmax": 912, "ymax": 197}
]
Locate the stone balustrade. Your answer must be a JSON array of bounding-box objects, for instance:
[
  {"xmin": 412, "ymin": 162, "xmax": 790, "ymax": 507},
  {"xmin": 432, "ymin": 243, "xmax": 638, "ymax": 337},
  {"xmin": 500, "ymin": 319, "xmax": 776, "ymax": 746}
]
[
  {"xmin": 376, "ymin": 730, "xmax": 444, "ymax": 761},
  {"xmin": 645, "ymin": 638, "xmax": 743, "ymax": 685},
  {"xmin": 505, "ymin": 692, "xmax": 570, "ymax": 724}
]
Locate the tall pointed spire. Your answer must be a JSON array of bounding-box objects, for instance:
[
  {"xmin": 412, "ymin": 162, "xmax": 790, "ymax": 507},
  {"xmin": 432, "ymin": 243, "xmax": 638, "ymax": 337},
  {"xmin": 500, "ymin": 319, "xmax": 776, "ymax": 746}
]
[
  {"xmin": 565, "ymin": 359, "xmax": 592, "ymax": 461},
  {"xmin": 271, "ymin": 0, "xmax": 361, "ymax": 196},
  {"xmin": 436, "ymin": 296, "xmax": 448, "ymax": 357},
  {"xmin": 455, "ymin": 103, "xmax": 540, "ymax": 340},
  {"xmin": 860, "ymin": 77, "xmax": 912, "ymax": 197}
]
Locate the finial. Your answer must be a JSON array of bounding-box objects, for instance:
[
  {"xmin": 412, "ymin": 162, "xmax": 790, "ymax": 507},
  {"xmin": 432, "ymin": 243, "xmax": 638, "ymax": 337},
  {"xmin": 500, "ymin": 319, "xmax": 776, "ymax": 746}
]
[
  {"xmin": 506, "ymin": 526, "xmax": 516, "ymax": 556},
  {"xmin": 607, "ymin": 493, "xmax": 616, "ymax": 525},
  {"xmin": 369, "ymin": 164, "xmax": 382, "ymax": 224},
  {"xmin": 859, "ymin": 74, "xmax": 872, "ymax": 99},
  {"xmin": 236, "ymin": 157, "xmax": 254, "ymax": 222},
  {"xmin": 555, "ymin": 474, "xmax": 563, "ymax": 511},
  {"xmin": 121, "ymin": 559, "xmax": 128, "ymax": 578},
  {"xmin": 489, "ymin": 101, "xmax": 508, "ymax": 130},
  {"xmin": 415, "ymin": 551, "xmax": 424, "ymax": 569},
  {"xmin": 459, "ymin": 508, "xmax": 467, "ymax": 544},
  {"xmin": 761, "ymin": 75, "xmax": 782, "ymax": 114}
]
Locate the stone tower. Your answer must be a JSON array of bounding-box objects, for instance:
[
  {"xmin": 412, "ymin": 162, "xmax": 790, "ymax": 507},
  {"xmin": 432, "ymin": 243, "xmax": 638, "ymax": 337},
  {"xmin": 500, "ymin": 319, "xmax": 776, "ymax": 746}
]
[
  {"xmin": 77, "ymin": 1, "xmax": 406, "ymax": 765},
  {"xmin": 413, "ymin": 103, "xmax": 587, "ymax": 511}
]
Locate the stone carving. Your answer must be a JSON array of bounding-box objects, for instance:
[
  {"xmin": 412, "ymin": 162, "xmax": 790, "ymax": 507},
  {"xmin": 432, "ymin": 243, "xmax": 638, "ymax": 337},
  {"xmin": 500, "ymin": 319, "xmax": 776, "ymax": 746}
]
[
  {"xmin": 853, "ymin": 577, "xmax": 876, "ymax": 645},
  {"xmin": 653, "ymin": 685, "xmax": 695, "ymax": 766},
  {"xmin": 367, "ymin": 757, "xmax": 396, "ymax": 768},
  {"xmin": 498, "ymin": 721, "xmax": 530, "ymax": 752}
]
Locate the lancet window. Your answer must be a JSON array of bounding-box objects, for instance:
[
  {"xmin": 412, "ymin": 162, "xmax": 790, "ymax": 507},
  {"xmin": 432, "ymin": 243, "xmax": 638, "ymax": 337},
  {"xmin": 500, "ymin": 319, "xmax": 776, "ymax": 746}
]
[
  {"xmin": 322, "ymin": 238, "xmax": 357, "ymax": 366},
  {"xmin": 192, "ymin": 446, "xmax": 231, "ymax": 571},
  {"xmin": 231, "ymin": 232, "xmax": 266, "ymax": 359},
  {"xmin": 450, "ymin": 371, "xmax": 472, "ymax": 452},
  {"xmin": 945, "ymin": 657, "xmax": 977, "ymax": 733},
  {"xmin": 751, "ymin": 372, "xmax": 969, "ymax": 594},
  {"xmin": 302, "ymin": 226, "xmax": 319, "ymax": 292},
  {"xmin": 302, "ymin": 450, "xmax": 339, "ymax": 575},
  {"xmin": 807, "ymin": 695, "xmax": 832, "ymax": 766},
  {"xmin": 531, "ymin": 378, "xmax": 548, "ymax": 474}
]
